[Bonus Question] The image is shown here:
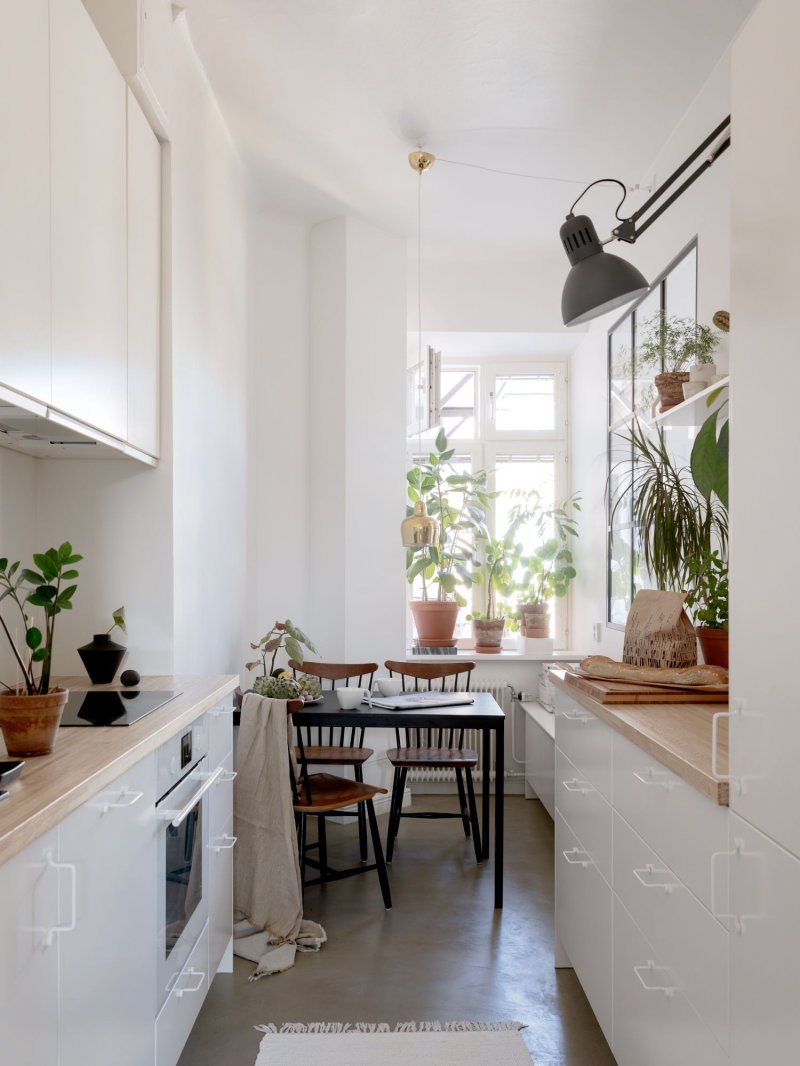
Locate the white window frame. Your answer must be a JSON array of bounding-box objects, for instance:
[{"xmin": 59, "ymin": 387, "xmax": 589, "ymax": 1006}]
[{"xmin": 482, "ymin": 361, "xmax": 568, "ymax": 441}]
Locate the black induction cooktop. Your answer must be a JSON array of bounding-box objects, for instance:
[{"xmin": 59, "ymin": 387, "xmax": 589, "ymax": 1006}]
[{"xmin": 59, "ymin": 689, "xmax": 181, "ymax": 727}]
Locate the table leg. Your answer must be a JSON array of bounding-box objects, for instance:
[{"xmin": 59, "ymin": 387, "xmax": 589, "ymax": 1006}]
[
  {"xmin": 494, "ymin": 721, "xmax": 504, "ymax": 909},
  {"xmin": 482, "ymin": 726, "xmax": 491, "ymax": 861}
]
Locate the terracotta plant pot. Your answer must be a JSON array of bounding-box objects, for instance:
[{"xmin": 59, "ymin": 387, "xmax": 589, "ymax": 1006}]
[
  {"xmin": 654, "ymin": 371, "xmax": 690, "ymax": 411},
  {"xmin": 0, "ymin": 687, "xmax": 69, "ymax": 757},
  {"xmin": 472, "ymin": 617, "xmax": 505, "ymax": 653},
  {"xmin": 78, "ymin": 633, "xmax": 127, "ymax": 684},
  {"xmin": 520, "ymin": 602, "xmax": 550, "ymax": 638},
  {"xmin": 409, "ymin": 600, "xmax": 459, "ymax": 648},
  {"xmin": 696, "ymin": 627, "xmax": 729, "ymax": 669}
]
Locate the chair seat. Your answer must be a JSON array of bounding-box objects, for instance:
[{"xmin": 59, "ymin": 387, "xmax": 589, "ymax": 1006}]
[
  {"xmin": 294, "ymin": 744, "xmax": 374, "ymax": 767},
  {"xmin": 294, "ymin": 772, "xmax": 388, "ymax": 814},
  {"xmin": 386, "ymin": 746, "xmax": 479, "ymax": 769}
]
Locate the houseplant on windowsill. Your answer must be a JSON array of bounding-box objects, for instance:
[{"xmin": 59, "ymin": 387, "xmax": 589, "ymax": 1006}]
[
  {"xmin": 685, "ymin": 550, "xmax": 728, "ymax": 668},
  {"xmin": 405, "ymin": 429, "xmax": 491, "ymax": 647},
  {"xmin": 0, "ymin": 544, "xmax": 82, "ymax": 756},
  {"xmin": 510, "ymin": 492, "xmax": 580, "ymax": 638},
  {"xmin": 468, "ymin": 534, "xmax": 522, "ymax": 653},
  {"xmin": 636, "ymin": 312, "xmax": 719, "ymax": 412}
]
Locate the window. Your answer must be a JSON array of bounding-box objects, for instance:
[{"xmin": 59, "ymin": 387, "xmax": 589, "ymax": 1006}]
[
  {"xmin": 407, "ymin": 360, "xmax": 570, "ymax": 645},
  {"xmin": 607, "ymin": 242, "xmax": 697, "ymax": 627}
]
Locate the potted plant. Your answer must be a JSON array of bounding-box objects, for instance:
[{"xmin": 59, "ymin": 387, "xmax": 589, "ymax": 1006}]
[
  {"xmin": 77, "ymin": 606, "xmax": 127, "ymax": 684},
  {"xmin": 0, "ymin": 543, "xmax": 82, "ymax": 756},
  {"xmin": 405, "ymin": 429, "xmax": 491, "ymax": 647},
  {"xmin": 685, "ymin": 549, "xmax": 728, "ymax": 668},
  {"xmin": 469, "ymin": 534, "xmax": 522, "ymax": 652},
  {"xmin": 242, "ymin": 619, "xmax": 318, "ymax": 702},
  {"xmin": 510, "ymin": 492, "xmax": 580, "ymax": 638},
  {"xmin": 636, "ymin": 312, "xmax": 719, "ymax": 411}
]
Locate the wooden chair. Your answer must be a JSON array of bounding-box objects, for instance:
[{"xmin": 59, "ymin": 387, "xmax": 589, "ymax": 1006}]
[
  {"xmin": 286, "ymin": 699, "xmax": 391, "ymax": 909},
  {"xmin": 383, "ymin": 660, "xmax": 482, "ymax": 865},
  {"xmin": 288, "ymin": 659, "xmax": 378, "ymax": 862}
]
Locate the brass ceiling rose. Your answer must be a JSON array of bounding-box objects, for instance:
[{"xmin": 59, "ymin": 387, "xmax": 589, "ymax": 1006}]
[
  {"xmin": 408, "ymin": 150, "xmax": 436, "ymax": 174},
  {"xmin": 401, "ymin": 500, "xmax": 440, "ymax": 548}
]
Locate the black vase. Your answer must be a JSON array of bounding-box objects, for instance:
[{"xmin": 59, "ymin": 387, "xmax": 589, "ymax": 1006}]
[{"xmin": 78, "ymin": 634, "xmax": 127, "ymax": 684}]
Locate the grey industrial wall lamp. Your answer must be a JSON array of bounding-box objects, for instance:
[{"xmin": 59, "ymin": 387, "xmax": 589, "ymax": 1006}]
[{"xmin": 560, "ymin": 115, "xmax": 731, "ymax": 326}]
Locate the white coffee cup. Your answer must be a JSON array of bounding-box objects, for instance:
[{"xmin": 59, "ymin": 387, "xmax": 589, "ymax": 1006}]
[
  {"xmin": 376, "ymin": 677, "xmax": 402, "ymax": 697},
  {"xmin": 336, "ymin": 687, "xmax": 371, "ymax": 710}
]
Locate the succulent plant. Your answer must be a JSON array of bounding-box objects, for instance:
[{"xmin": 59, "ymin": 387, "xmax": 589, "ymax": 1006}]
[{"xmin": 252, "ymin": 674, "xmax": 301, "ymax": 700}]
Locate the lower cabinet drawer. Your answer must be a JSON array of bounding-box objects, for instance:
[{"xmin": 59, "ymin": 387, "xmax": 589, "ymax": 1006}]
[
  {"xmin": 613, "ymin": 896, "xmax": 727, "ymax": 1066},
  {"xmin": 555, "ymin": 811, "xmax": 612, "ymax": 1044},
  {"xmin": 613, "ymin": 811, "xmax": 729, "ymax": 1051},
  {"xmin": 156, "ymin": 920, "xmax": 210, "ymax": 1066},
  {"xmin": 554, "ymin": 690, "xmax": 613, "ymax": 801},
  {"xmin": 613, "ymin": 729, "xmax": 728, "ymax": 911},
  {"xmin": 556, "ymin": 746, "xmax": 612, "ymax": 886}
]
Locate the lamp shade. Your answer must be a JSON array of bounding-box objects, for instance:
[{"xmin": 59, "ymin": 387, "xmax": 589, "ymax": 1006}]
[
  {"xmin": 560, "ymin": 213, "xmax": 649, "ymax": 326},
  {"xmin": 401, "ymin": 500, "xmax": 440, "ymax": 548}
]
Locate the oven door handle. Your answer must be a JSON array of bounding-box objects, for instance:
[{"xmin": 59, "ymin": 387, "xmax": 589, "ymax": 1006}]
[{"xmin": 159, "ymin": 766, "xmax": 224, "ymax": 827}]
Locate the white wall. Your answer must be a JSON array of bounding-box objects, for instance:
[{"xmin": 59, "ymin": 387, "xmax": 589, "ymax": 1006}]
[
  {"xmin": 0, "ymin": 450, "xmax": 38, "ymax": 683},
  {"xmin": 569, "ymin": 51, "xmax": 734, "ymax": 658}
]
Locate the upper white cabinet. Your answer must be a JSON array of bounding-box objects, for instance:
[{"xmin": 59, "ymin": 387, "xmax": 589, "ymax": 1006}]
[
  {"xmin": 50, "ymin": 0, "xmax": 128, "ymax": 440},
  {"xmin": 0, "ymin": 0, "xmax": 51, "ymax": 404},
  {"xmin": 83, "ymin": 0, "xmax": 172, "ymax": 137},
  {"xmin": 127, "ymin": 88, "xmax": 162, "ymax": 457}
]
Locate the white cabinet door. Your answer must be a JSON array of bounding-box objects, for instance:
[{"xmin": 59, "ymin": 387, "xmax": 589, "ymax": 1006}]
[
  {"xmin": 58, "ymin": 755, "xmax": 157, "ymax": 1066},
  {"xmin": 729, "ymin": 812, "xmax": 800, "ymax": 1065},
  {"xmin": 0, "ymin": 829, "xmax": 60, "ymax": 1065},
  {"xmin": 0, "ymin": 0, "xmax": 51, "ymax": 403},
  {"xmin": 50, "ymin": 0, "xmax": 127, "ymax": 439},
  {"xmin": 127, "ymin": 88, "xmax": 161, "ymax": 456},
  {"xmin": 208, "ymin": 748, "xmax": 235, "ymax": 975}
]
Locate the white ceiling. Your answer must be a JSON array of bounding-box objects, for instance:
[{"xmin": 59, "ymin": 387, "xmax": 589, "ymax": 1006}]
[{"xmin": 183, "ymin": 0, "xmax": 754, "ymax": 320}]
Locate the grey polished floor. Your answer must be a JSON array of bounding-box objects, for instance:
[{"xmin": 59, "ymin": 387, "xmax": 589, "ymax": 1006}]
[{"xmin": 178, "ymin": 795, "xmax": 615, "ymax": 1066}]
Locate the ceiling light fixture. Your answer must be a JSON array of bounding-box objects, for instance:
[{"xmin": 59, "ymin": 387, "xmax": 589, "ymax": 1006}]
[
  {"xmin": 401, "ymin": 149, "xmax": 441, "ymax": 550},
  {"xmin": 560, "ymin": 115, "xmax": 731, "ymax": 327}
]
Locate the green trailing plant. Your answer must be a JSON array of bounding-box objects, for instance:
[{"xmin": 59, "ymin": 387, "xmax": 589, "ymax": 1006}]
[
  {"xmin": 610, "ymin": 420, "xmax": 727, "ymax": 592},
  {"xmin": 690, "ymin": 386, "xmax": 729, "ymax": 509},
  {"xmin": 245, "ymin": 619, "xmax": 317, "ymax": 678},
  {"xmin": 636, "ymin": 312, "xmax": 719, "ymax": 373},
  {"xmin": 107, "ymin": 606, "xmax": 126, "ymax": 637},
  {"xmin": 685, "ymin": 550, "xmax": 728, "ymax": 631},
  {"xmin": 0, "ymin": 543, "xmax": 82, "ymax": 695},
  {"xmin": 405, "ymin": 428, "xmax": 493, "ymax": 606}
]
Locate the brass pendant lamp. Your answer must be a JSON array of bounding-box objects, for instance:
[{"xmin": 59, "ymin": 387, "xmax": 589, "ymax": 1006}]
[{"xmin": 401, "ymin": 149, "xmax": 441, "ymax": 549}]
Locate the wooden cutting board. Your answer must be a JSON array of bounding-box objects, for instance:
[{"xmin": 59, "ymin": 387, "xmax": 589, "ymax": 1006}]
[{"xmin": 563, "ymin": 670, "xmax": 728, "ymax": 704}]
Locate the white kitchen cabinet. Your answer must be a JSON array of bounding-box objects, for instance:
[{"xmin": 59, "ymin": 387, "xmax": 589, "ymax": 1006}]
[
  {"xmin": 127, "ymin": 88, "xmax": 162, "ymax": 457},
  {"xmin": 50, "ymin": 0, "xmax": 128, "ymax": 440},
  {"xmin": 523, "ymin": 701, "xmax": 555, "ymax": 819},
  {"xmin": 0, "ymin": 0, "xmax": 51, "ymax": 404},
  {"xmin": 58, "ymin": 753, "xmax": 157, "ymax": 1066},
  {"xmin": 208, "ymin": 703, "xmax": 236, "ymax": 975},
  {"xmin": 0, "ymin": 827, "xmax": 60, "ymax": 1066}
]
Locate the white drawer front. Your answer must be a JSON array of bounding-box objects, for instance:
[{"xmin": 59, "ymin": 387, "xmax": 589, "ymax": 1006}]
[
  {"xmin": 209, "ymin": 750, "xmax": 235, "ymax": 841},
  {"xmin": 613, "ymin": 730, "xmax": 728, "ymax": 911},
  {"xmin": 208, "ymin": 812, "xmax": 234, "ymax": 978},
  {"xmin": 156, "ymin": 920, "xmax": 209, "ymax": 1066},
  {"xmin": 554, "ymin": 689, "xmax": 613, "ymax": 801},
  {"xmin": 556, "ymin": 747, "xmax": 612, "ymax": 886},
  {"xmin": 613, "ymin": 811, "xmax": 729, "ymax": 1050},
  {"xmin": 208, "ymin": 700, "xmax": 234, "ymax": 768},
  {"xmin": 613, "ymin": 896, "xmax": 727, "ymax": 1066},
  {"xmin": 555, "ymin": 811, "xmax": 612, "ymax": 1043}
]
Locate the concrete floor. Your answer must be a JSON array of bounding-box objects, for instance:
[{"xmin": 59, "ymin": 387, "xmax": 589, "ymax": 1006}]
[{"xmin": 178, "ymin": 795, "xmax": 616, "ymax": 1066}]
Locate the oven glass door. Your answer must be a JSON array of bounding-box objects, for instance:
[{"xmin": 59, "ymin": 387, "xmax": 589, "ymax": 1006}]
[{"xmin": 164, "ymin": 801, "xmax": 202, "ymax": 957}]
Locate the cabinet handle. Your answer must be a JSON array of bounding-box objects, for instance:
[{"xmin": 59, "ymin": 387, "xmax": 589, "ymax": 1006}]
[
  {"xmin": 711, "ymin": 709, "xmax": 733, "ymax": 782},
  {"xmin": 633, "ymin": 961, "xmax": 677, "ymax": 997},
  {"xmin": 562, "ymin": 778, "xmax": 591, "ymax": 794},
  {"xmin": 632, "ymin": 864, "xmax": 679, "ymax": 894},
  {"xmin": 632, "ymin": 768, "xmax": 674, "ymax": 790},
  {"xmin": 216, "ymin": 770, "xmax": 237, "ymax": 785},
  {"xmin": 562, "ymin": 710, "xmax": 592, "ymax": 724},
  {"xmin": 101, "ymin": 787, "xmax": 144, "ymax": 814},
  {"xmin": 710, "ymin": 839, "xmax": 744, "ymax": 931},
  {"xmin": 44, "ymin": 850, "xmax": 77, "ymax": 946},
  {"xmin": 175, "ymin": 969, "xmax": 206, "ymax": 997},
  {"xmin": 210, "ymin": 834, "xmax": 237, "ymax": 853},
  {"xmin": 562, "ymin": 847, "xmax": 590, "ymax": 868},
  {"xmin": 209, "ymin": 706, "xmax": 235, "ymax": 718}
]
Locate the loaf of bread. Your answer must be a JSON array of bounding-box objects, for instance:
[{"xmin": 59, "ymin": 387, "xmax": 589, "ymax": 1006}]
[{"xmin": 579, "ymin": 655, "xmax": 728, "ymax": 687}]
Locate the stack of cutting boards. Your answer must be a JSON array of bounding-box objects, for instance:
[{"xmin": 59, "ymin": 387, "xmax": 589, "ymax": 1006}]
[{"xmin": 563, "ymin": 670, "xmax": 728, "ymax": 704}]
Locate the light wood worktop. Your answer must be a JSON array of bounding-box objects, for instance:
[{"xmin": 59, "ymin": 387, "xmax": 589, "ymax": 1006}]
[
  {"xmin": 551, "ymin": 670, "xmax": 729, "ymax": 805},
  {"xmin": 0, "ymin": 674, "xmax": 238, "ymax": 865}
]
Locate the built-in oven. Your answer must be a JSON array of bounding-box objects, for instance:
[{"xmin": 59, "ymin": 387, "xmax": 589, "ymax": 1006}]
[{"xmin": 155, "ymin": 718, "xmax": 221, "ymax": 1008}]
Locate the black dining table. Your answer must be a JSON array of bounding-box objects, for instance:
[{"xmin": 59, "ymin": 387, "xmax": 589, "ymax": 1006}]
[{"xmin": 292, "ymin": 690, "xmax": 506, "ymax": 908}]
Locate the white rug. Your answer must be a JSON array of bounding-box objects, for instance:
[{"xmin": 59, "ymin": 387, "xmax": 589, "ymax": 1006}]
[{"xmin": 254, "ymin": 1021, "xmax": 532, "ymax": 1065}]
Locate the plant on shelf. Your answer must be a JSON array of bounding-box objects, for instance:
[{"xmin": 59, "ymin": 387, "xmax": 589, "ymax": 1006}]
[
  {"xmin": 636, "ymin": 312, "xmax": 719, "ymax": 411},
  {"xmin": 245, "ymin": 619, "xmax": 318, "ymax": 699},
  {"xmin": 0, "ymin": 543, "xmax": 82, "ymax": 756},
  {"xmin": 685, "ymin": 549, "xmax": 729, "ymax": 668},
  {"xmin": 405, "ymin": 428, "xmax": 492, "ymax": 647}
]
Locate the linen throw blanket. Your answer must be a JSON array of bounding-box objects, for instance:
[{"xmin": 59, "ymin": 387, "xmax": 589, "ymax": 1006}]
[{"xmin": 233, "ymin": 692, "xmax": 326, "ymax": 979}]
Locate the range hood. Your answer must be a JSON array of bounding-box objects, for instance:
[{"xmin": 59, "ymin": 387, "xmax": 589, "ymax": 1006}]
[{"xmin": 0, "ymin": 388, "xmax": 157, "ymax": 466}]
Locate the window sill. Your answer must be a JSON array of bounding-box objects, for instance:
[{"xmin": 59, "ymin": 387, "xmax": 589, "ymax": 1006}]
[{"xmin": 403, "ymin": 648, "xmax": 587, "ymax": 662}]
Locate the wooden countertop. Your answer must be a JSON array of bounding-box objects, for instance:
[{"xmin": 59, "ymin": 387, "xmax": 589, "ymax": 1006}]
[
  {"xmin": 0, "ymin": 674, "xmax": 238, "ymax": 865},
  {"xmin": 550, "ymin": 670, "xmax": 729, "ymax": 805}
]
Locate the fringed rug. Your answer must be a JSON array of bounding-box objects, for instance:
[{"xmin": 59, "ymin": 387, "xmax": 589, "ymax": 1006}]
[{"xmin": 254, "ymin": 1020, "xmax": 532, "ymax": 1065}]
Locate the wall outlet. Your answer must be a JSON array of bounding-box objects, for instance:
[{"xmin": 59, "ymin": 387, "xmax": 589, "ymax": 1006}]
[{"xmin": 592, "ymin": 622, "xmax": 603, "ymax": 643}]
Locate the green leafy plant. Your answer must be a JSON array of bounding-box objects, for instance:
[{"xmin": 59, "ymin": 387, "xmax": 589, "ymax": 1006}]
[
  {"xmin": 685, "ymin": 550, "xmax": 728, "ymax": 631},
  {"xmin": 690, "ymin": 386, "xmax": 729, "ymax": 509},
  {"xmin": 636, "ymin": 312, "xmax": 719, "ymax": 373},
  {"xmin": 610, "ymin": 420, "xmax": 727, "ymax": 591},
  {"xmin": 405, "ymin": 428, "xmax": 493, "ymax": 606},
  {"xmin": 469, "ymin": 533, "xmax": 523, "ymax": 622},
  {"xmin": 245, "ymin": 619, "xmax": 317, "ymax": 678},
  {"xmin": 0, "ymin": 543, "xmax": 83, "ymax": 695},
  {"xmin": 107, "ymin": 606, "xmax": 126, "ymax": 637}
]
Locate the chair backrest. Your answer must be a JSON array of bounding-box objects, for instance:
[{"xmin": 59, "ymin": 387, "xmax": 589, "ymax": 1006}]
[
  {"xmin": 284, "ymin": 698, "xmax": 312, "ymax": 804},
  {"xmin": 384, "ymin": 660, "xmax": 477, "ymax": 749},
  {"xmin": 288, "ymin": 659, "xmax": 378, "ymax": 749}
]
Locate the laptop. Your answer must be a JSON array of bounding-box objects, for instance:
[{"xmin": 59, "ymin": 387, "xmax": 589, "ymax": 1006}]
[{"xmin": 366, "ymin": 691, "xmax": 475, "ymax": 710}]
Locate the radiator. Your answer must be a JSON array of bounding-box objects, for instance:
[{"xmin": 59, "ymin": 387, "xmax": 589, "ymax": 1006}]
[{"xmin": 407, "ymin": 679, "xmax": 509, "ymax": 784}]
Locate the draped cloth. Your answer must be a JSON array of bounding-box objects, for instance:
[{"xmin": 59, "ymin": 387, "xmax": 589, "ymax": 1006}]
[{"xmin": 233, "ymin": 692, "xmax": 326, "ymax": 979}]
